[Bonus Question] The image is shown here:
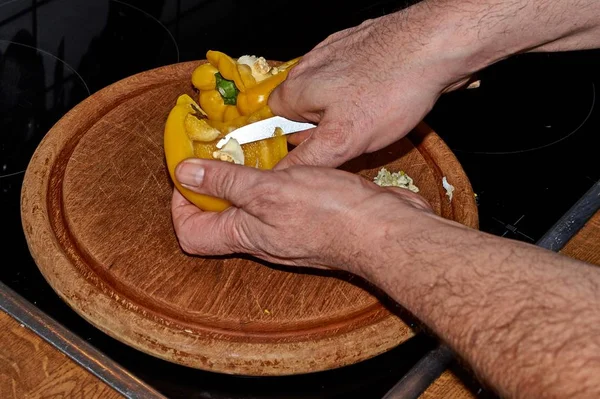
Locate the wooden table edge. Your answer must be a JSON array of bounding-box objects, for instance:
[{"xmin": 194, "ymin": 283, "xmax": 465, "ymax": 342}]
[{"xmin": 0, "ymin": 279, "xmax": 166, "ymax": 399}]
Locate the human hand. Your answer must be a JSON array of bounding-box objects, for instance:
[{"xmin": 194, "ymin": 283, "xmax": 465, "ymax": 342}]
[
  {"xmin": 171, "ymin": 158, "xmax": 433, "ymax": 273},
  {"xmin": 268, "ymin": 7, "xmax": 474, "ymax": 169}
]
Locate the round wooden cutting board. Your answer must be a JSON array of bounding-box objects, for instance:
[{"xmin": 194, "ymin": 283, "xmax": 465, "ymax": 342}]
[{"xmin": 20, "ymin": 60, "xmax": 478, "ymax": 376}]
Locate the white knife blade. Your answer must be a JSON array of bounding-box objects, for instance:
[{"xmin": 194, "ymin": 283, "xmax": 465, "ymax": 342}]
[{"xmin": 216, "ymin": 116, "xmax": 315, "ymax": 149}]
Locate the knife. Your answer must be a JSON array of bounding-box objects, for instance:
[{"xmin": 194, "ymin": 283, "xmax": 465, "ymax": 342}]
[{"xmin": 215, "ymin": 116, "xmax": 316, "ymax": 149}]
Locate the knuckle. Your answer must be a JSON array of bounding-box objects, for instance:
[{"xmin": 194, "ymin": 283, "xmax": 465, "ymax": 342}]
[
  {"xmin": 257, "ymin": 178, "xmax": 281, "ymax": 198},
  {"xmin": 269, "ymin": 79, "xmax": 300, "ymax": 116},
  {"xmin": 227, "ymin": 216, "xmax": 255, "ymax": 254},
  {"xmin": 285, "ymin": 63, "xmax": 303, "ymax": 81},
  {"xmin": 205, "ymin": 163, "xmax": 245, "ymax": 200},
  {"xmin": 273, "ymin": 81, "xmax": 293, "ymax": 105},
  {"xmin": 178, "ymin": 236, "xmax": 198, "ymax": 255},
  {"xmin": 172, "ymin": 216, "xmax": 196, "ymax": 254},
  {"xmin": 247, "ymin": 179, "xmax": 281, "ymax": 210},
  {"xmin": 324, "ymin": 122, "xmax": 349, "ymax": 147},
  {"xmin": 414, "ymin": 196, "xmax": 434, "ymax": 211},
  {"xmin": 322, "ymin": 31, "xmax": 338, "ymax": 45},
  {"xmin": 319, "ymin": 121, "xmax": 363, "ymax": 159},
  {"xmin": 278, "ymin": 149, "xmax": 308, "ymax": 167},
  {"xmin": 213, "ymin": 210, "xmax": 248, "ymax": 254}
]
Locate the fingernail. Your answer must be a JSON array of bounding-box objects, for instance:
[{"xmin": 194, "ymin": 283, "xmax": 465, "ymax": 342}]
[{"xmin": 176, "ymin": 159, "xmax": 205, "ymax": 187}]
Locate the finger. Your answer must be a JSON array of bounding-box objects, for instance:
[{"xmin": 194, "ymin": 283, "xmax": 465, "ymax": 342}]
[
  {"xmin": 274, "ymin": 124, "xmax": 357, "ymax": 169},
  {"xmin": 171, "ymin": 189, "xmax": 243, "ymax": 255},
  {"xmin": 383, "ymin": 187, "xmax": 434, "ymax": 212},
  {"xmin": 267, "ymin": 79, "xmax": 307, "ymax": 122},
  {"xmin": 286, "ymin": 129, "xmax": 313, "ymax": 146},
  {"xmin": 172, "ymin": 186, "xmax": 192, "ymax": 208},
  {"xmin": 269, "ymin": 59, "xmax": 326, "ymax": 125},
  {"xmin": 174, "ymin": 158, "xmax": 267, "ymax": 208}
]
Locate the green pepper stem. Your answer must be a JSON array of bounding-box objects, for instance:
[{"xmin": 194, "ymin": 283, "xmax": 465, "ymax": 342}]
[{"xmin": 215, "ymin": 72, "xmax": 239, "ymax": 105}]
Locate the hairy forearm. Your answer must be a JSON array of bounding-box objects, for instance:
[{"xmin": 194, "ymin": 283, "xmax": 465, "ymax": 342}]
[
  {"xmin": 356, "ymin": 214, "xmax": 600, "ymax": 398},
  {"xmin": 394, "ymin": 0, "xmax": 600, "ymax": 78}
]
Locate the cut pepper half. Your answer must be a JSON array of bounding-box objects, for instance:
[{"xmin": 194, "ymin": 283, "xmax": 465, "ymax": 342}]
[
  {"xmin": 165, "ymin": 51, "xmax": 299, "ymax": 211},
  {"xmin": 164, "ymin": 94, "xmax": 231, "ymax": 212},
  {"xmin": 164, "ymin": 95, "xmax": 288, "ymax": 211}
]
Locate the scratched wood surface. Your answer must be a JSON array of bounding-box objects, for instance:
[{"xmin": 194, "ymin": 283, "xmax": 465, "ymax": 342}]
[
  {"xmin": 419, "ymin": 369, "xmax": 479, "ymax": 399},
  {"xmin": 20, "ymin": 60, "xmax": 478, "ymax": 375},
  {"xmin": 0, "ymin": 310, "xmax": 122, "ymax": 399},
  {"xmin": 560, "ymin": 209, "xmax": 600, "ymax": 265}
]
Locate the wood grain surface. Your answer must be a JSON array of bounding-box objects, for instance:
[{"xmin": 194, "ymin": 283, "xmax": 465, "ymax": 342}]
[
  {"xmin": 560, "ymin": 209, "xmax": 600, "ymax": 264},
  {"xmin": 20, "ymin": 60, "xmax": 478, "ymax": 375},
  {"xmin": 0, "ymin": 310, "xmax": 122, "ymax": 399},
  {"xmin": 420, "ymin": 370, "xmax": 478, "ymax": 399}
]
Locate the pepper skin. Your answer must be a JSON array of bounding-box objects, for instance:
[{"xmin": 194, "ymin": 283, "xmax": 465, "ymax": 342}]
[
  {"xmin": 164, "ymin": 51, "xmax": 297, "ymax": 211},
  {"xmin": 235, "ymin": 58, "xmax": 299, "ymax": 115},
  {"xmin": 192, "ymin": 53, "xmax": 300, "ymax": 118},
  {"xmin": 198, "ymin": 89, "xmax": 227, "ymax": 122},
  {"xmin": 223, "ymin": 105, "xmax": 241, "ymax": 122},
  {"xmin": 191, "ymin": 62, "xmax": 219, "ymax": 91},
  {"xmin": 164, "ymin": 96, "xmax": 288, "ymax": 211},
  {"xmin": 164, "ymin": 94, "xmax": 231, "ymax": 212},
  {"xmin": 206, "ymin": 50, "xmax": 256, "ymax": 92}
]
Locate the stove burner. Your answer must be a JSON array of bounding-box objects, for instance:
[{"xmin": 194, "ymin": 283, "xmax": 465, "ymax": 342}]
[
  {"xmin": 491, "ymin": 215, "xmax": 534, "ymax": 242},
  {"xmin": 112, "ymin": 0, "xmax": 180, "ymax": 62},
  {"xmin": 427, "ymin": 54, "xmax": 597, "ymax": 155},
  {"xmin": 0, "ymin": 38, "xmax": 90, "ymax": 178},
  {"xmin": 72, "ymin": 0, "xmax": 180, "ymax": 92},
  {"xmin": 0, "ymin": 0, "xmax": 180, "ymax": 179}
]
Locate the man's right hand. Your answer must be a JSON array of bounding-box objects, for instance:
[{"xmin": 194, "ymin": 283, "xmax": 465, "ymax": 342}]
[
  {"xmin": 269, "ymin": 0, "xmax": 600, "ymax": 170},
  {"xmin": 268, "ymin": 7, "xmax": 474, "ymax": 169}
]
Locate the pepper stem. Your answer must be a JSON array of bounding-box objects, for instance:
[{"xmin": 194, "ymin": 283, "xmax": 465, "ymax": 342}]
[{"xmin": 215, "ymin": 72, "xmax": 239, "ymax": 105}]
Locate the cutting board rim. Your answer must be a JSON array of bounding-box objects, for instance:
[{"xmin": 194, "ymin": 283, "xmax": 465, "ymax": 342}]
[{"xmin": 20, "ymin": 60, "xmax": 478, "ymax": 375}]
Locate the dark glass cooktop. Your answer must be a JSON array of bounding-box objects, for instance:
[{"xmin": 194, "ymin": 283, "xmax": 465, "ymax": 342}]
[{"xmin": 1, "ymin": 1, "xmax": 599, "ymax": 398}]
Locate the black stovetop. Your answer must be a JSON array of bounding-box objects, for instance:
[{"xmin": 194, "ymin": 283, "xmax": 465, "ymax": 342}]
[{"xmin": 1, "ymin": 1, "xmax": 599, "ymax": 398}]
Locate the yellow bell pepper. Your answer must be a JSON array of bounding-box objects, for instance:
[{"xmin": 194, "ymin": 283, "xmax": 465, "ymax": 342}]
[
  {"xmin": 236, "ymin": 59, "xmax": 299, "ymax": 115},
  {"xmin": 194, "ymin": 61, "xmax": 248, "ymax": 121},
  {"xmin": 199, "ymin": 90, "xmax": 226, "ymax": 122},
  {"xmin": 196, "ymin": 105, "xmax": 287, "ymax": 169},
  {"xmin": 192, "ymin": 53, "xmax": 301, "ymax": 118},
  {"xmin": 191, "ymin": 63, "xmax": 219, "ymax": 91},
  {"xmin": 223, "ymin": 105, "xmax": 241, "ymax": 121},
  {"xmin": 164, "ymin": 94, "xmax": 231, "ymax": 212},
  {"xmin": 206, "ymin": 50, "xmax": 256, "ymax": 92},
  {"xmin": 164, "ymin": 51, "xmax": 297, "ymax": 211},
  {"xmin": 206, "ymin": 105, "xmax": 274, "ymax": 134},
  {"xmin": 197, "ymin": 91, "xmax": 242, "ymax": 123},
  {"xmin": 164, "ymin": 95, "xmax": 288, "ymax": 211}
]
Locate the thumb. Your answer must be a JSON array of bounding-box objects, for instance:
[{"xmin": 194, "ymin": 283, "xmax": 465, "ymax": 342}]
[
  {"xmin": 274, "ymin": 126, "xmax": 357, "ymax": 169},
  {"xmin": 175, "ymin": 158, "xmax": 266, "ymax": 208},
  {"xmin": 171, "ymin": 189, "xmax": 241, "ymax": 255}
]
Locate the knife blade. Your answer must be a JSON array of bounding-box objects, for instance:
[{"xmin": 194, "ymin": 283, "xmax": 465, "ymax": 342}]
[{"xmin": 215, "ymin": 116, "xmax": 315, "ymax": 149}]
